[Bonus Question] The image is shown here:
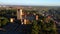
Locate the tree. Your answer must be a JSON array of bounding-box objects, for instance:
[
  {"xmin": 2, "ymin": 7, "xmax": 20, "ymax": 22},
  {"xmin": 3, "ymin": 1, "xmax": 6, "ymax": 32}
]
[
  {"xmin": 43, "ymin": 19, "xmax": 57, "ymax": 34},
  {"xmin": 2, "ymin": 18, "xmax": 9, "ymax": 26},
  {"xmin": 31, "ymin": 20, "xmax": 39, "ymax": 34},
  {"xmin": 37, "ymin": 15, "xmax": 46, "ymax": 34},
  {"xmin": 31, "ymin": 13, "xmax": 57, "ymax": 34},
  {"xmin": 0, "ymin": 17, "xmax": 9, "ymax": 27}
]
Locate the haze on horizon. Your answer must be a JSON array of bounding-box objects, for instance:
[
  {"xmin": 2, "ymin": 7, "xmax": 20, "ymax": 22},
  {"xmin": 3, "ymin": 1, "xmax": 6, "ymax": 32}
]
[{"xmin": 0, "ymin": 0, "xmax": 60, "ymax": 6}]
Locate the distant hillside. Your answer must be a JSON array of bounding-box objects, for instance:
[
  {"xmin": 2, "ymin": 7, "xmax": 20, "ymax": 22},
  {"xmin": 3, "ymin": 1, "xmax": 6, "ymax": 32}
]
[{"xmin": 0, "ymin": 5, "xmax": 60, "ymax": 8}]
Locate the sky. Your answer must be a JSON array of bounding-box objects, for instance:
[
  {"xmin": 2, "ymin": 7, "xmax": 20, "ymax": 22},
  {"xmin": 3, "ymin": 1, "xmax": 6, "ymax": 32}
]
[{"xmin": 0, "ymin": 0, "xmax": 60, "ymax": 6}]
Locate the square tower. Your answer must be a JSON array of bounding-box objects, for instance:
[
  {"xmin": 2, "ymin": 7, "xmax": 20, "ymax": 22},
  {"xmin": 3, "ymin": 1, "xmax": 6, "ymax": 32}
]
[{"xmin": 17, "ymin": 9, "xmax": 22, "ymax": 20}]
